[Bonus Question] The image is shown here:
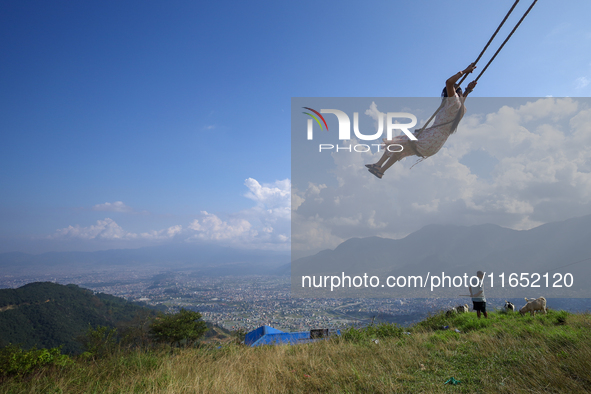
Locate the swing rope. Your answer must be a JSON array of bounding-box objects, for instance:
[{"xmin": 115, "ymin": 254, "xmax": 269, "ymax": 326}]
[
  {"xmin": 457, "ymin": 0, "xmax": 521, "ymax": 86},
  {"xmin": 412, "ymin": 0, "xmax": 538, "ymax": 143},
  {"xmin": 470, "ymin": 0, "xmax": 538, "ymax": 86}
]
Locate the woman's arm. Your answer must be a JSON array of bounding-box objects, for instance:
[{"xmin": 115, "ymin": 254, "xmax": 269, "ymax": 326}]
[
  {"xmin": 446, "ymin": 63, "xmax": 477, "ymax": 97},
  {"xmin": 463, "ymin": 80, "xmax": 478, "ymax": 98}
]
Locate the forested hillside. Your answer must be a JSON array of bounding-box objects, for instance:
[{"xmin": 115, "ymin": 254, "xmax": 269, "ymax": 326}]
[{"xmin": 0, "ymin": 282, "xmax": 158, "ymax": 353}]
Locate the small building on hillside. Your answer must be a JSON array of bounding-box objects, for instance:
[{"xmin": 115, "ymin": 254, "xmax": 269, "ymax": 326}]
[{"xmin": 244, "ymin": 325, "xmax": 340, "ymax": 347}]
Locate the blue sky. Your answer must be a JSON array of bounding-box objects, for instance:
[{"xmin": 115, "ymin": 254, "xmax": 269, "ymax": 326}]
[{"xmin": 1, "ymin": 0, "xmax": 590, "ymax": 254}]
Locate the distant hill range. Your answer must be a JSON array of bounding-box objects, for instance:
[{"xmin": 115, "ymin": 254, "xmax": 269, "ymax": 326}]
[
  {"xmin": 292, "ymin": 214, "xmax": 591, "ymax": 298},
  {"xmin": 0, "ymin": 243, "xmax": 289, "ymax": 276}
]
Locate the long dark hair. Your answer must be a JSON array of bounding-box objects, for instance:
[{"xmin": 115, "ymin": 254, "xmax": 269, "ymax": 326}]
[
  {"xmin": 441, "ymin": 85, "xmax": 463, "ymax": 98},
  {"xmin": 441, "ymin": 86, "xmax": 464, "ymax": 135}
]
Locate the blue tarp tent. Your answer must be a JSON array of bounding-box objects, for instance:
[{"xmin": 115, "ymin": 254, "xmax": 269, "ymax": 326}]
[{"xmin": 244, "ymin": 326, "xmax": 339, "ymax": 347}]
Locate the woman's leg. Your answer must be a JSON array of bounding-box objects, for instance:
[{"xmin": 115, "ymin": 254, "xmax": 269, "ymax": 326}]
[
  {"xmin": 372, "ymin": 150, "xmax": 391, "ymax": 167},
  {"xmin": 380, "ymin": 140, "xmax": 412, "ymax": 173},
  {"xmin": 369, "ymin": 140, "xmax": 406, "ymax": 168},
  {"xmin": 380, "ymin": 153, "xmax": 402, "ymax": 173},
  {"xmin": 367, "ymin": 140, "xmax": 413, "ymax": 178}
]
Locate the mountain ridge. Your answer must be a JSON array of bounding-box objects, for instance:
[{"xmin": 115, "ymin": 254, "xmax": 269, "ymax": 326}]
[
  {"xmin": 291, "ymin": 214, "xmax": 591, "ymax": 296},
  {"xmin": 0, "ymin": 243, "xmax": 290, "ymax": 275}
]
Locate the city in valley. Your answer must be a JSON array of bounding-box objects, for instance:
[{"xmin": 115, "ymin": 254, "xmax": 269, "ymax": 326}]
[
  {"xmin": 0, "ymin": 269, "xmax": 453, "ymax": 332},
  {"xmin": 2, "ymin": 270, "xmax": 587, "ymax": 333}
]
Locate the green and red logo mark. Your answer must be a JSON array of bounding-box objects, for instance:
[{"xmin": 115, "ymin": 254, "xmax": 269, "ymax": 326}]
[{"xmin": 302, "ymin": 107, "xmax": 329, "ymax": 131}]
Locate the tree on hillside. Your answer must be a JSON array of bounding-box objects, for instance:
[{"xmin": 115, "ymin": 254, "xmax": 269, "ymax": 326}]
[
  {"xmin": 149, "ymin": 309, "xmax": 207, "ymax": 350},
  {"xmin": 118, "ymin": 309, "xmax": 156, "ymax": 350},
  {"xmin": 79, "ymin": 325, "xmax": 118, "ymax": 359}
]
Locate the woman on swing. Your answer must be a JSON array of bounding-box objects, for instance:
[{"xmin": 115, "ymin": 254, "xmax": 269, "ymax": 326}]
[{"xmin": 366, "ymin": 63, "xmax": 478, "ymax": 179}]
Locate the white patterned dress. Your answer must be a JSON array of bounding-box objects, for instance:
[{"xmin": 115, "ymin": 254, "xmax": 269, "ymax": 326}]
[{"xmin": 385, "ymin": 92, "xmax": 465, "ymax": 158}]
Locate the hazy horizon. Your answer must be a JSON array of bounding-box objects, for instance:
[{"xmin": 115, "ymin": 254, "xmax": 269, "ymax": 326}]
[{"xmin": 2, "ymin": 1, "xmax": 590, "ymax": 258}]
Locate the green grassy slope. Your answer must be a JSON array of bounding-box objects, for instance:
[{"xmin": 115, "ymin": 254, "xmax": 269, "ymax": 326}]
[{"xmin": 1, "ymin": 309, "xmax": 590, "ymax": 393}]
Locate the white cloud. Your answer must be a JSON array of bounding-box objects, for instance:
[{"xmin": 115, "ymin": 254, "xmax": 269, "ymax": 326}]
[
  {"xmin": 292, "ymin": 98, "xmax": 591, "ymax": 256},
  {"xmin": 291, "ymin": 214, "xmax": 344, "ymax": 253},
  {"xmin": 51, "ymin": 218, "xmax": 138, "ymax": 240},
  {"xmin": 188, "ymin": 211, "xmax": 253, "ymax": 241},
  {"xmin": 140, "ymin": 225, "xmax": 183, "ymax": 240},
  {"xmin": 92, "ymin": 201, "xmax": 133, "ymax": 213},
  {"xmin": 49, "ymin": 177, "xmax": 291, "ymax": 251},
  {"xmin": 91, "ymin": 201, "xmax": 147, "ymax": 214},
  {"xmin": 162, "ymin": 178, "xmax": 292, "ymax": 248},
  {"xmin": 575, "ymin": 76, "xmax": 590, "ymax": 90},
  {"xmin": 225, "ymin": 178, "xmax": 292, "ymax": 249},
  {"xmin": 51, "ymin": 219, "xmax": 185, "ymax": 241},
  {"xmin": 365, "ymin": 101, "xmax": 385, "ymax": 130},
  {"xmin": 244, "ymin": 178, "xmax": 291, "ymax": 219}
]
